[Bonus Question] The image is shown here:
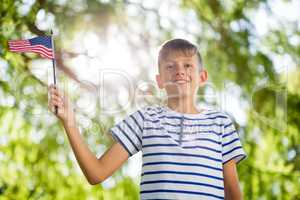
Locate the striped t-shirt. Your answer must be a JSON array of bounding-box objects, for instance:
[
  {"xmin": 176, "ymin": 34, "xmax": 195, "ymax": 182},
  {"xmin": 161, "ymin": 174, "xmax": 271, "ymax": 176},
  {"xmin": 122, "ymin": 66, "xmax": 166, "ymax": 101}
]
[{"xmin": 110, "ymin": 105, "xmax": 247, "ymax": 200}]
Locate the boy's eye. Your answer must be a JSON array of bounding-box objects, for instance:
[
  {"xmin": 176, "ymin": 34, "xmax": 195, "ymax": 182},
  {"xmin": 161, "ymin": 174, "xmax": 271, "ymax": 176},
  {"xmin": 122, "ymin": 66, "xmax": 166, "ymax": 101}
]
[
  {"xmin": 184, "ymin": 64, "xmax": 192, "ymax": 68},
  {"xmin": 166, "ymin": 65, "xmax": 174, "ymax": 69}
]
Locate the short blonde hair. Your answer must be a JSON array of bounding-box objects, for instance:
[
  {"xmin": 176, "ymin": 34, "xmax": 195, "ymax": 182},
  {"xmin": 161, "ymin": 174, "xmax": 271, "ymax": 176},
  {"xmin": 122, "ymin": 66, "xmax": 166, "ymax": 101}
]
[{"xmin": 158, "ymin": 38, "xmax": 203, "ymax": 70}]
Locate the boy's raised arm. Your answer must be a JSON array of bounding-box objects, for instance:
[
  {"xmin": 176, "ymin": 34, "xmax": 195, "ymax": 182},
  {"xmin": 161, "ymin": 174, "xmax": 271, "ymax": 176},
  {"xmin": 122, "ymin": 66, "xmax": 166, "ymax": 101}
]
[
  {"xmin": 48, "ymin": 84, "xmax": 129, "ymax": 185},
  {"xmin": 63, "ymin": 124, "xmax": 129, "ymax": 184}
]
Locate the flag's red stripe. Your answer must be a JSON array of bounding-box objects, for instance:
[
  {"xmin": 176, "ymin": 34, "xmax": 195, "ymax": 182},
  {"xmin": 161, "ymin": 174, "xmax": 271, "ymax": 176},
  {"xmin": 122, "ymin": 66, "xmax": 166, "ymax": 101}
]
[
  {"xmin": 9, "ymin": 45, "xmax": 53, "ymax": 54},
  {"xmin": 9, "ymin": 48, "xmax": 53, "ymax": 58},
  {"xmin": 9, "ymin": 47, "xmax": 53, "ymax": 56},
  {"xmin": 29, "ymin": 49, "xmax": 53, "ymax": 59},
  {"xmin": 8, "ymin": 40, "xmax": 29, "ymax": 43},
  {"xmin": 28, "ymin": 50, "xmax": 53, "ymax": 59},
  {"xmin": 9, "ymin": 49, "xmax": 53, "ymax": 59},
  {"xmin": 9, "ymin": 44, "xmax": 53, "ymax": 52},
  {"xmin": 9, "ymin": 46, "xmax": 53, "ymax": 58},
  {"xmin": 10, "ymin": 48, "xmax": 53, "ymax": 58}
]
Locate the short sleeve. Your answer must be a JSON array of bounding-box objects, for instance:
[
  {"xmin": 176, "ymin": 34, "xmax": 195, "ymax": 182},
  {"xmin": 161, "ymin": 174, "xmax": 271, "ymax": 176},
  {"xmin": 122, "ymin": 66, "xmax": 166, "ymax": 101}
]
[
  {"xmin": 109, "ymin": 109, "xmax": 145, "ymax": 157},
  {"xmin": 221, "ymin": 115, "xmax": 247, "ymax": 165}
]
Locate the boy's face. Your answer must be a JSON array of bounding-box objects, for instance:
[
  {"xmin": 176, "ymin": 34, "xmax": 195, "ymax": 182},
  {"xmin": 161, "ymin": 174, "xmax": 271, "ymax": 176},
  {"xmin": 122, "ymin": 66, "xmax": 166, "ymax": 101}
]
[{"xmin": 156, "ymin": 51, "xmax": 208, "ymax": 99}]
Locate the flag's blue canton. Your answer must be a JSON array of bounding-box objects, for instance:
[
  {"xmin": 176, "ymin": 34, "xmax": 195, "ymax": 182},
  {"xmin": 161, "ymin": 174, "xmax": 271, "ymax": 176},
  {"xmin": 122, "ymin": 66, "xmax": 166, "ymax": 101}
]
[{"xmin": 29, "ymin": 36, "xmax": 52, "ymax": 49}]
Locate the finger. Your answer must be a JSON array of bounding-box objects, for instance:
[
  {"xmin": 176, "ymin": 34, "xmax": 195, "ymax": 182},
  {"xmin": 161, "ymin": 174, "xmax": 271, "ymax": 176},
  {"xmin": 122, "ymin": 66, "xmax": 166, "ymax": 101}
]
[
  {"xmin": 49, "ymin": 87, "xmax": 61, "ymax": 96},
  {"xmin": 49, "ymin": 85, "xmax": 64, "ymax": 96},
  {"xmin": 49, "ymin": 96, "xmax": 60, "ymax": 105},
  {"xmin": 50, "ymin": 89, "xmax": 64, "ymax": 99},
  {"xmin": 49, "ymin": 83, "xmax": 57, "ymax": 88},
  {"xmin": 48, "ymin": 103, "xmax": 57, "ymax": 114},
  {"xmin": 50, "ymin": 94, "xmax": 63, "ymax": 102},
  {"xmin": 51, "ymin": 99, "xmax": 64, "ymax": 107},
  {"xmin": 49, "ymin": 95, "xmax": 63, "ymax": 105},
  {"xmin": 49, "ymin": 103, "xmax": 63, "ymax": 114},
  {"xmin": 49, "ymin": 84, "xmax": 57, "ymax": 91}
]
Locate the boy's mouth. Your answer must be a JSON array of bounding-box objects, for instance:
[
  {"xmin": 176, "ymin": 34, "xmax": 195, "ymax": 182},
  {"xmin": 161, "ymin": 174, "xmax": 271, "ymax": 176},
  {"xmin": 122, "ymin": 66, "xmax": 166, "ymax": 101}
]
[{"xmin": 174, "ymin": 79, "xmax": 189, "ymax": 84}]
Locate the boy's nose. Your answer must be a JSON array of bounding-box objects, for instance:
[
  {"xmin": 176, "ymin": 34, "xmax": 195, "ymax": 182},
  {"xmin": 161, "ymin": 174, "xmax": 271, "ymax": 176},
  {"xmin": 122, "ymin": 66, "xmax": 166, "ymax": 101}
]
[{"xmin": 175, "ymin": 65, "xmax": 186, "ymax": 76}]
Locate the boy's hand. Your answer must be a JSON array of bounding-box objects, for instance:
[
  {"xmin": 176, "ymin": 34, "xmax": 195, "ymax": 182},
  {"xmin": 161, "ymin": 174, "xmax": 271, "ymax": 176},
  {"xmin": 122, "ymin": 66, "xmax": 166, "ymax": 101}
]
[{"xmin": 48, "ymin": 84, "xmax": 75, "ymax": 125}]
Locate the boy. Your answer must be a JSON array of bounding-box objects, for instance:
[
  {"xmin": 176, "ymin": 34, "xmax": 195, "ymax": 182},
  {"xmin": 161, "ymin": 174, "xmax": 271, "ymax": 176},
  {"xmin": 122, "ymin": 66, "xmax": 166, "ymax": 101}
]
[{"xmin": 49, "ymin": 39, "xmax": 246, "ymax": 199}]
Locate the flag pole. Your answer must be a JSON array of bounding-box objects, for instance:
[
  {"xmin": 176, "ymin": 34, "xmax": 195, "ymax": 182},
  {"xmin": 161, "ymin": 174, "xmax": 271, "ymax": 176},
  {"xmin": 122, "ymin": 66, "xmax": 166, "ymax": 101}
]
[{"xmin": 50, "ymin": 30, "xmax": 58, "ymax": 115}]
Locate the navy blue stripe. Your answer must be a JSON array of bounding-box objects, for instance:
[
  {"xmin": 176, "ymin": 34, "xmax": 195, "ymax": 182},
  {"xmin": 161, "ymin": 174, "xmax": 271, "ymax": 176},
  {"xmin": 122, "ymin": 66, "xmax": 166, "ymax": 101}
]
[
  {"xmin": 168, "ymin": 130, "xmax": 221, "ymax": 137},
  {"xmin": 146, "ymin": 119, "xmax": 224, "ymax": 127},
  {"xmin": 222, "ymin": 146, "xmax": 242, "ymax": 156},
  {"xmin": 204, "ymin": 111, "xmax": 222, "ymax": 115},
  {"xmin": 157, "ymin": 115, "xmax": 225, "ymax": 120},
  {"xmin": 198, "ymin": 130, "xmax": 221, "ymax": 136},
  {"xmin": 143, "ymin": 199, "xmax": 173, "ymax": 200},
  {"xmin": 156, "ymin": 111, "xmax": 225, "ymax": 117},
  {"xmin": 130, "ymin": 114, "xmax": 143, "ymax": 133},
  {"xmin": 222, "ymin": 130, "xmax": 236, "ymax": 138},
  {"xmin": 143, "ymin": 134, "xmax": 221, "ymax": 145},
  {"xmin": 117, "ymin": 125, "xmax": 139, "ymax": 152},
  {"xmin": 148, "ymin": 110, "xmax": 164, "ymax": 116},
  {"xmin": 111, "ymin": 130, "xmax": 132, "ymax": 156},
  {"xmin": 223, "ymin": 154, "xmax": 246, "ymax": 164},
  {"xmin": 143, "ymin": 152, "xmax": 222, "ymax": 162},
  {"xmin": 224, "ymin": 122, "xmax": 233, "ymax": 128},
  {"xmin": 222, "ymin": 138, "xmax": 239, "ymax": 147},
  {"xmin": 142, "ymin": 143, "xmax": 221, "ymax": 153},
  {"xmin": 162, "ymin": 115, "xmax": 227, "ymax": 121},
  {"xmin": 141, "ymin": 180, "xmax": 224, "ymax": 190},
  {"xmin": 143, "ymin": 135, "xmax": 169, "ymax": 139},
  {"xmin": 145, "ymin": 118, "xmax": 160, "ymax": 123},
  {"xmin": 137, "ymin": 110, "xmax": 145, "ymax": 120},
  {"xmin": 123, "ymin": 120, "xmax": 142, "ymax": 144},
  {"xmin": 142, "ymin": 161, "xmax": 222, "ymax": 171},
  {"xmin": 143, "ymin": 143, "xmax": 178, "ymax": 148},
  {"xmin": 163, "ymin": 122, "xmax": 223, "ymax": 127},
  {"xmin": 140, "ymin": 189, "xmax": 223, "ymax": 199},
  {"xmin": 144, "ymin": 127, "xmax": 164, "ymax": 131},
  {"xmin": 183, "ymin": 145, "xmax": 221, "ymax": 153},
  {"xmin": 175, "ymin": 138, "xmax": 221, "ymax": 145},
  {"xmin": 141, "ymin": 170, "xmax": 223, "ymax": 181}
]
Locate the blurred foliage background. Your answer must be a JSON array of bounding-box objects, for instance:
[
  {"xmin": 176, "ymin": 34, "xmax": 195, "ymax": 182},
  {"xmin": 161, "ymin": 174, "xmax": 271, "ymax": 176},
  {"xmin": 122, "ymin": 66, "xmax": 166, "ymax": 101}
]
[{"xmin": 0, "ymin": 0, "xmax": 300, "ymax": 199}]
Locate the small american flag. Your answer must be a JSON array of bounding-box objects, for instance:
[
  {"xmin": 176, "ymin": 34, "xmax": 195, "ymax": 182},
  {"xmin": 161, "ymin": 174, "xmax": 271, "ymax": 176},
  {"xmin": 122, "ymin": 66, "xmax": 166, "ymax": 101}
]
[{"xmin": 8, "ymin": 36, "xmax": 54, "ymax": 59}]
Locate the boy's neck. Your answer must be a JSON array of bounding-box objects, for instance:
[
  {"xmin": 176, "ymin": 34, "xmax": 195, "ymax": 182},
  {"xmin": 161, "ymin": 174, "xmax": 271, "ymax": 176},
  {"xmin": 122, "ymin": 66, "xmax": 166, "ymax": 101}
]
[{"xmin": 166, "ymin": 96, "xmax": 201, "ymax": 114}]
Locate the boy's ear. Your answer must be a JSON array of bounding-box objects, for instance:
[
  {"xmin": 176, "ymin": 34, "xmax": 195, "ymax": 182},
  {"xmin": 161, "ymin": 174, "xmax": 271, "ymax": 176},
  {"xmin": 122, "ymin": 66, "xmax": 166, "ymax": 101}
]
[
  {"xmin": 199, "ymin": 69, "xmax": 208, "ymax": 87},
  {"xmin": 156, "ymin": 74, "xmax": 164, "ymax": 89}
]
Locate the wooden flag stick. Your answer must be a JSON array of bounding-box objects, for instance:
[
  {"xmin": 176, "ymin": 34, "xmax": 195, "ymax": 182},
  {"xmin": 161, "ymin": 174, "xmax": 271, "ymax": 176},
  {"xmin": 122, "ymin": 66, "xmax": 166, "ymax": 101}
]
[{"xmin": 50, "ymin": 30, "xmax": 58, "ymax": 115}]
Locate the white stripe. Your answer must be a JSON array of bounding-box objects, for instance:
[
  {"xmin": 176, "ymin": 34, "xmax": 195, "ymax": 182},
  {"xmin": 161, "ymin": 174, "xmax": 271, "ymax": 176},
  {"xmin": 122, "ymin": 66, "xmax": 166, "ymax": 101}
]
[
  {"xmin": 141, "ymin": 181, "xmax": 224, "ymax": 198},
  {"xmin": 142, "ymin": 153, "xmax": 222, "ymax": 171},
  {"xmin": 141, "ymin": 191, "xmax": 219, "ymax": 200},
  {"xmin": 142, "ymin": 163, "xmax": 223, "ymax": 181}
]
